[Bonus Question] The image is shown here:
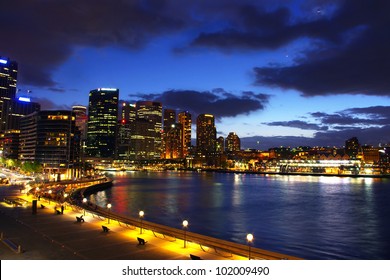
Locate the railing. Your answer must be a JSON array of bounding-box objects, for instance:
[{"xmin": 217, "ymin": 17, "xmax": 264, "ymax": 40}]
[{"xmin": 84, "ymin": 204, "xmax": 301, "ymax": 260}]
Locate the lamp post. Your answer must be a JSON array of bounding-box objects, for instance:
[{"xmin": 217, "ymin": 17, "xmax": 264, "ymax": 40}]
[
  {"xmin": 139, "ymin": 210, "xmax": 144, "ymax": 234},
  {"xmin": 82, "ymin": 197, "xmax": 87, "ymax": 216},
  {"xmin": 182, "ymin": 220, "xmax": 188, "ymax": 248},
  {"xmin": 48, "ymin": 190, "xmax": 52, "ymax": 204},
  {"xmin": 107, "ymin": 203, "xmax": 112, "ymax": 224},
  {"xmin": 246, "ymin": 233, "xmax": 254, "ymax": 260}
]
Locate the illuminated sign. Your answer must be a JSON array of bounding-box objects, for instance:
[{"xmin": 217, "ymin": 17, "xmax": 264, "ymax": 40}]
[
  {"xmin": 0, "ymin": 59, "xmax": 8, "ymax": 64},
  {"xmin": 18, "ymin": 97, "xmax": 31, "ymax": 102},
  {"xmin": 98, "ymin": 88, "xmax": 117, "ymax": 91}
]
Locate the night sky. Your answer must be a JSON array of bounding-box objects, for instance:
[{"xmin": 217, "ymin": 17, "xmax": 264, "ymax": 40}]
[{"xmin": 2, "ymin": 0, "xmax": 390, "ymax": 149}]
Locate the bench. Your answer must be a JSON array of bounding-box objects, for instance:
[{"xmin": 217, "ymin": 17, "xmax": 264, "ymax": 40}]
[
  {"xmin": 102, "ymin": 225, "xmax": 110, "ymax": 232},
  {"xmin": 190, "ymin": 254, "xmax": 202, "ymax": 260},
  {"xmin": 40, "ymin": 204, "xmax": 46, "ymax": 209},
  {"xmin": 137, "ymin": 237, "xmax": 147, "ymax": 245},
  {"xmin": 2, "ymin": 239, "xmax": 22, "ymax": 253},
  {"xmin": 76, "ymin": 216, "xmax": 84, "ymax": 223}
]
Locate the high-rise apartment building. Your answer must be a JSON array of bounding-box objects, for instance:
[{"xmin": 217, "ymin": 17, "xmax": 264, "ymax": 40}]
[
  {"xmin": 196, "ymin": 114, "xmax": 216, "ymax": 155},
  {"xmin": 86, "ymin": 88, "xmax": 118, "ymax": 159},
  {"xmin": 226, "ymin": 132, "xmax": 241, "ymax": 152},
  {"xmin": 178, "ymin": 111, "xmax": 192, "ymax": 158}
]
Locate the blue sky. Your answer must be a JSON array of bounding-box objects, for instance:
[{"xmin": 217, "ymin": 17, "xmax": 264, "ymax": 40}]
[{"xmin": 2, "ymin": 0, "xmax": 390, "ymax": 149}]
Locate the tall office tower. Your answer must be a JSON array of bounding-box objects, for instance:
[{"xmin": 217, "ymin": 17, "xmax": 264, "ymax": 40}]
[
  {"xmin": 196, "ymin": 114, "xmax": 216, "ymax": 155},
  {"xmin": 72, "ymin": 105, "xmax": 87, "ymax": 140},
  {"xmin": 86, "ymin": 88, "xmax": 118, "ymax": 159},
  {"xmin": 163, "ymin": 109, "xmax": 176, "ymax": 132},
  {"xmin": 0, "ymin": 57, "xmax": 17, "ymax": 99},
  {"xmin": 178, "ymin": 111, "xmax": 192, "ymax": 158},
  {"xmin": 226, "ymin": 132, "xmax": 241, "ymax": 152},
  {"xmin": 161, "ymin": 108, "xmax": 176, "ymax": 159},
  {"xmin": 164, "ymin": 123, "xmax": 183, "ymax": 159},
  {"xmin": 0, "ymin": 57, "xmax": 18, "ymax": 132},
  {"xmin": 117, "ymin": 102, "xmax": 137, "ymax": 160},
  {"xmin": 136, "ymin": 101, "xmax": 162, "ymax": 159},
  {"xmin": 19, "ymin": 110, "xmax": 80, "ymax": 179}
]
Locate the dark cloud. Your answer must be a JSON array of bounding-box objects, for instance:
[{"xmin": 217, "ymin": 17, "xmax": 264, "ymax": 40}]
[
  {"xmin": 254, "ymin": 104, "xmax": 390, "ymax": 149},
  {"xmin": 253, "ymin": 0, "xmax": 390, "ymax": 96},
  {"xmin": 1, "ymin": 0, "xmax": 186, "ymax": 87},
  {"xmin": 32, "ymin": 97, "xmax": 71, "ymax": 110},
  {"xmin": 311, "ymin": 106, "xmax": 390, "ymax": 126},
  {"xmin": 130, "ymin": 89, "xmax": 270, "ymax": 118},
  {"xmin": 264, "ymin": 120, "xmax": 328, "ymax": 131}
]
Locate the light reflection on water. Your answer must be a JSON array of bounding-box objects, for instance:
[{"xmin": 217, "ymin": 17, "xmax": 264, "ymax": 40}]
[{"xmin": 87, "ymin": 171, "xmax": 390, "ymax": 259}]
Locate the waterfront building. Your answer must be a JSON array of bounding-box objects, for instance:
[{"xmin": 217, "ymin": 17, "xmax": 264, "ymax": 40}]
[
  {"xmin": 19, "ymin": 110, "xmax": 81, "ymax": 180},
  {"xmin": 136, "ymin": 101, "xmax": 162, "ymax": 159},
  {"xmin": 226, "ymin": 132, "xmax": 241, "ymax": 152},
  {"xmin": 86, "ymin": 88, "xmax": 119, "ymax": 159},
  {"xmin": 178, "ymin": 111, "xmax": 192, "ymax": 158}
]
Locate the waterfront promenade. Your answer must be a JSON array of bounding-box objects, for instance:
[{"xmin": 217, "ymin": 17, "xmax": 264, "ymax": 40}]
[{"xmin": 0, "ymin": 184, "xmax": 300, "ymax": 260}]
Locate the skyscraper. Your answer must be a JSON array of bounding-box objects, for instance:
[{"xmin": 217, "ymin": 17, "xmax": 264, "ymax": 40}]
[
  {"xmin": 86, "ymin": 88, "xmax": 118, "ymax": 159},
  {"xmin": 196, "ymin": 114, "xmax": 216, "ymax": 155},
  {"xmin": 136, "ymin": 101, "xmax": 162, "ymax": 159},
  {"xmin": 0, "ymin": 57, "xmax": 17, "ymax": 99},
  {"xmin": 0, "ymin": 57, "xmax": 18, "ymax": 132},
  {"xmin": 178, "ymin": 111, "xmax": 192, "ymax": 158},
  {"xmin": 117, "ymin": 102, "xmax": 136, "ymax": 160}
]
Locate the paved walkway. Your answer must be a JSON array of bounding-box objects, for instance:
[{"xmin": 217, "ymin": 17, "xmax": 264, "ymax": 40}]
[{"xmin": 0, "ymin": 186, "xmax": 247, "ymax": 260}]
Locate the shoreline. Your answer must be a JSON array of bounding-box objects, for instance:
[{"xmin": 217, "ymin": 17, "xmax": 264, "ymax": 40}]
[{"xmin": 204, "ymin": 169, "xmax": 390, "ymax": 179}]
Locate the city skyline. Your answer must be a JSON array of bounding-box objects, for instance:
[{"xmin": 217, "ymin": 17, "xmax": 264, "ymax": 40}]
[{"xmin": 1, "ymin": 0, "xmax": 390, "ymax": 149}]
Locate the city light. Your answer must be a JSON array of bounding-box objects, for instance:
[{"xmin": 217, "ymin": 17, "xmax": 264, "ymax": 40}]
[
  {"xmin": 0, "ymin": 59, "xmax": 7, "ymax": 64},
  {"xmin": 18, "ymin": 96, "xmax": 31, "ymax": 102}
]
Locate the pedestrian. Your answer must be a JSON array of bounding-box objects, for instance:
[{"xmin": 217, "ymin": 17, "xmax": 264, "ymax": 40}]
[{"xmin": 61, "ymin": 205, "xmax": 64, "ymax": 214}]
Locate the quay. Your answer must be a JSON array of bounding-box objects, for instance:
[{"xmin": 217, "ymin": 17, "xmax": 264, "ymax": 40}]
[{"xmin": 0, "ymin": 183, "xmax": 301, "ymax": 260}]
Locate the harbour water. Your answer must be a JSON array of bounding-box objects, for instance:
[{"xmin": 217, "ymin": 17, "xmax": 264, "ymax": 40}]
[{"xmin": 87, "ymin": 171, "xmax": 390, "ymax": 259}]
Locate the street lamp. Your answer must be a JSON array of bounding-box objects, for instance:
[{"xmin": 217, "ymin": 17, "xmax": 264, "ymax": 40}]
[
  {"xmin": 246, "ymin": 233, "xmax": 254, "ymax": 260},
  {"xmin": 107, "ymin": 203, "xmax": 112, "ymax": 224},
  {"xmin": 182, "ymin": 220, "xmax": 189, "ymax": 248},
  {"xmin": 139, "ymin": 210, "xmax": 144, "ymax": 234},
  {"xmin": 82, "ymin": 197, "xmax": 87, "ymax": 216},
  {"xmin": 48, "ymin": 190, "xmax": 52, "ymax": 204}
]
